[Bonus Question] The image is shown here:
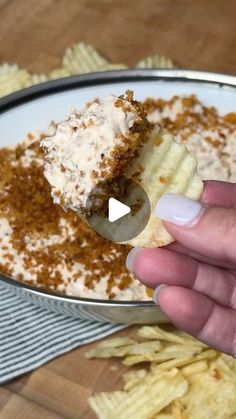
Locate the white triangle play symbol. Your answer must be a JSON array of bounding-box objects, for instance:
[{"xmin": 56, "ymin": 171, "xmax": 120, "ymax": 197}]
[{"xmin": 108, "ymin": 198, "xmax": 131, "ymax": 223}]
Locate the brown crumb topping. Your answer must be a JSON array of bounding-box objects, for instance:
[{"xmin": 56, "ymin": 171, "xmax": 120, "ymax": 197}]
[{"xmin": 143, "ymin": 95, "xmax": 236, "ymax": 138}]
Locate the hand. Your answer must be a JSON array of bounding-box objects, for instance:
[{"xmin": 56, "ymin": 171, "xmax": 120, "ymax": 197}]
[{"xmin": 126, "ymin": 181, "xmax": 236, "ymax": 357}]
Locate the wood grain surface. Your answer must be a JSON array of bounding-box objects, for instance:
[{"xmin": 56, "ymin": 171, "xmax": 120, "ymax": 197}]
[{"xmin": 0, "ymin": 0, "xmax": 236, "ymax": 418}]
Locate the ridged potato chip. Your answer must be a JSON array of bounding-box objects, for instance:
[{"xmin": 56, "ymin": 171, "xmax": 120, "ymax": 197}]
[
  {"xmin": 173, "ymin": 371, "xmax": 236, "ymax": 419},
  {"xmin": 63, "ymin": 42, "xmax": 109, "ymax": 74},
  {"xmin": 123, "ymin": 369, "xmax": 148, "ymax": 391},
  {"xmin": 89, "ymin": 336, "xmax": 137, "ymax": 349},
  {"xmin": 50, "ymin": 68, "xmax": 71, "ymax": 79},
  {"xmin": 180, "ymin": 360, "xmax": 208, "ymax": 377},
  {"xmin": 151, "ymin": 349, "xmax": 217, "ymax": 374},
  {"xmin": 0, "ymin": 68, "xmax": 31, "ymax": 97},
  {"xmin": 122, "ymin": 344, "xmax": 202, "ymax": 366},
  {"xmin": 87, "ymin": 324, "xmax": 236, "ymax": 419},
  {"xmin": 89, "ymin": 368, "xmax": 188, "ymax": 419},
  {"xmin": 0, "ymin": 63, "xmax": 20, "ymax": 76},
  {"xmin": 98, "ymin": 63, "xmax": 128, "ymax": 71},
  {"xmin": 25, "ymin": 73, "xmax": 48, "ymax": 87},
  {"xmin": 86, "ymin": 339, "xmax": 162, "ymax": 359},
  {"xmin": 125, "ymin": 127, "xmax": 203, "ymax": 247},
  {"xmin": 89, "ymin": 391, "xmax": 125, "ymax": 419},
  {"xmin": 138, "ymin": 325, "xmax": 205, "ymax": 347},
  {"xmin": 136, "ymin": 54, "xmax": 175, "ymax": 69}
]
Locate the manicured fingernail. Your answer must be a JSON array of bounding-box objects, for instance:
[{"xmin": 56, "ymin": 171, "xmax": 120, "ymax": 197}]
[
  {"xmin": 126, "ymin": 247, "xmax": 142, "ymax": 273},
  {"xmin": 153, "ymin": 284, "xmax": 167, "ymax": 305},
  {"xmin": 155, "ymin": 194, "xmax": 204, "ymax": 226}
]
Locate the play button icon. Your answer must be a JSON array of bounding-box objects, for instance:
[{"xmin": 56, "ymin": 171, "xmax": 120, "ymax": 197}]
[
  {"xmin": 85, "ymin": 177, "xmax": 151, "ymax": 243},
  {"xmin": 108, "ymin": 198, "xmax": 130, "ymax": 222}
]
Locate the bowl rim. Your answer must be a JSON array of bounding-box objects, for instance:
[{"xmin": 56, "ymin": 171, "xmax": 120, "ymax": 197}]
[{"xmin": 1, "ymin": 67, "xmax": 236, "ymax": 307}]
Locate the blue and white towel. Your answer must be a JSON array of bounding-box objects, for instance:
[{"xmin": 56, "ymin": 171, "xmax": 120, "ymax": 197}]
[{"xmin": 0, "ymin": 284, "xmax": 126, "ymax": 384}]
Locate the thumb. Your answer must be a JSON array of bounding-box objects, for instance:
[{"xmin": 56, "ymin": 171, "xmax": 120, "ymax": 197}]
[{"xmin": 156, "ymin": 193, "xmax": 236, "ymax": 264}]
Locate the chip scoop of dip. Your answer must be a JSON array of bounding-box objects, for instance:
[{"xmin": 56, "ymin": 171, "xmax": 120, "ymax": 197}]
[{"xmin": 41, "ymin": 91, "xmax": 203, "ymax": 247}]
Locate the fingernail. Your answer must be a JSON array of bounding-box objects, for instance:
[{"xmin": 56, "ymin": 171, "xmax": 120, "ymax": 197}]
[
  {"xmin": 126, "ymin": 247, "xmax": 142, "ymax": 273},
  {"xmin": 153, "ymin": 284, "xmax": 167, "ymax": 305},
  {"xmin": 155, "ymin": 194, "xmax": 204, "ymax": 226}
]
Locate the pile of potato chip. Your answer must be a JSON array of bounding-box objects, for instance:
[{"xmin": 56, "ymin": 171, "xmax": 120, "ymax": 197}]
[
  {"xmin": 86, "ymin": 325, "xmax": 236, "ymax": 419},
  {"xmin": 0, "ymin": 42, "xmax": 175, "ymax": 98}
]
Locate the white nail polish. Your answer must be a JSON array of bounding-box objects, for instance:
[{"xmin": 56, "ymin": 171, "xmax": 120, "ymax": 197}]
[
  {"xmin": 155, "ymin": 194, "xmax": 204, "ymax": 226},
  {"xmin": 126, "ymin": 247, "xmax": 141, "ymax": 273},
  {"xmin": 153, "ymin": 284, "xmax": 167, "ymax": 305}
]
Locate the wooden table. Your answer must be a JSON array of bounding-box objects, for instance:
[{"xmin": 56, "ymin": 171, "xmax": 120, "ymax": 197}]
[{"xmin": 0, "ymin": 0, "xmax": 236, "ymax": 417}]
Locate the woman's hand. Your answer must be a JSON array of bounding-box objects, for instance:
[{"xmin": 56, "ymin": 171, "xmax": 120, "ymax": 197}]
[{"xmin": 126, "ymin": 181, "xmax": 236, "ymax": 357}]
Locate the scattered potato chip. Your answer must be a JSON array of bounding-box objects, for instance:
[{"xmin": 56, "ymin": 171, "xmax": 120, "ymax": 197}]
[
  {"xmin": 89, "ymin": 391, "xmax": 125, "ymax": 419},
  {"xmin": 210, "ymin": 355, "xmax": 236, "ymax": 382},
  {"xmin": 91, "ymin": 336, "xmax": 137, "ymax": 348},
  {"xmin": 138, "ymin": 325, "xmax": 205, "ymax": 346},
  {"xmin": 151, "ymin": 356, "xmax": 195, "ymax": 373},
  {"xmin": 122, "ymin": 344, "xmax": 202, "ymax": 366},
  {"xmin": 49, "ymin": 68, "xmax": 72, "ymax": 79},
  {"xmin": 90, "ymin": 368, "xmax": 188, "ymax": 419},
  {"xmin": 123, "ymin": 368, "xmax": 148, "ymax": 383},
  {"xmin": 25, "ymin": 74, "xmax": 48, "ymax": 87},
  {"xmin": 62, "ymin": 42, "xmax": 109, "ymax": 74},
  {"xmin": 98, "ymin": 63, "xmax": 128, "ymax": 71},
  {"xmin": 128, "ymin": 341, "xmax": 162, "ymax": 355},
  {"xmin": 220, "ymin": 353, "xmax": 236, "ymax": 371},
  {"xmin": 86, "ymin": 346, "xmax": 134, "ymax": 358},
  {"xmin": 88, "ymin": 324, "xmax": 236, "ymax": 419},
  {"xmin": 0, "ymin": 68, "xmax": 31, "ymax": 97},
  {"xmin": 123, "ymin": 369, "xmax": 148, "ymax": 391},
  {"xmin": 180, "ymin": 360, "xmax": 208, "ymax": 377},
  {"xmin": 151, "ymin": 349, "xmax": 217, "ymax": 374},
  {"xmin": 86, "ymin": 339, "xmax": 162, "ymax": 359},
  {"xmin": 0, "ymin": 63, "xmax": 20, "ymax": 76},
  {"xmin": 136, "ymin": 54, "xmax": 175, "ymax": 69},
  {"xmin": 173, "ymin": 371, "xmax": 236, "ymax": 419}
]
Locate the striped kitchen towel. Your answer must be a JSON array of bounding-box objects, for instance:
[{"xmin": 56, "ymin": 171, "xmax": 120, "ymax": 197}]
[{"xmin": 0, "ymin": 284, "xmax": 126, "ymax": 384}]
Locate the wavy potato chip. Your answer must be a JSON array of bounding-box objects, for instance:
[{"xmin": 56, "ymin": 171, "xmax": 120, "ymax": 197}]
[
  {"xmin": 90, "ymin": 336, "xmax": 137, "ymax": 348},
  {"xmin": 50, "ymin": 68, "xmax": 71, "ymax": 79},
  {"xmin": 89, "ymin": 391, "xmax": 125, "ymax": 419},
  {"xmin": 123, "ymin": 369, "xmax": 148, "ymax": 391},
  {"xmin": 88, "ymin": 324, "xmax": 236, "ymax": 419},
  {"xmin": 24, "ymin": 73, "xmax": 48, "ymax": 87},
  {"xmin": 110, "ymin": 369, "xmax": 187, "ymax": 419},
  {"xmin": 0, "ymin": 68, "xmax": 31, "ymax": 97},
  {"xmin": 98, "ymin": 63, "xmax": 128, "ymax": 71},
  {"xmin": 136, "ymin": 54, "xmax": 175, "ymax": 69},
  {"xmin": 173, "ymin": 371, "xmax": 236, "ymax": 419},
  {"xmin": 122, "ymin": 344, "xmax": 202, "ymax": 366},
  {"xmin": 151, "ymin": 349, "xmax": 217, "ymax": 374},
  {"xmin": 63, "ymin": 42, "xmax": 109, "ymax": 74},
  {"xmin": 0, "ymin": 63, "xmax": 20, "ymax": 76},
  {"xmin": 151, "ymin": 357, "xmax": 196, "ymax": 373},
  {"xmin": 124, "ymin": 128, "xmax": 203, "ymax": 247},
  {"xmin": 86, "ymin": 339, "xmax": 162, "ymax": 359},
  {"xmin": 138, "ymin": 325, "xmax": 206, "ymax": 347},
  {"xmin": 180, "ymin": 360, "xmax": 208, "ymax": 377}
]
